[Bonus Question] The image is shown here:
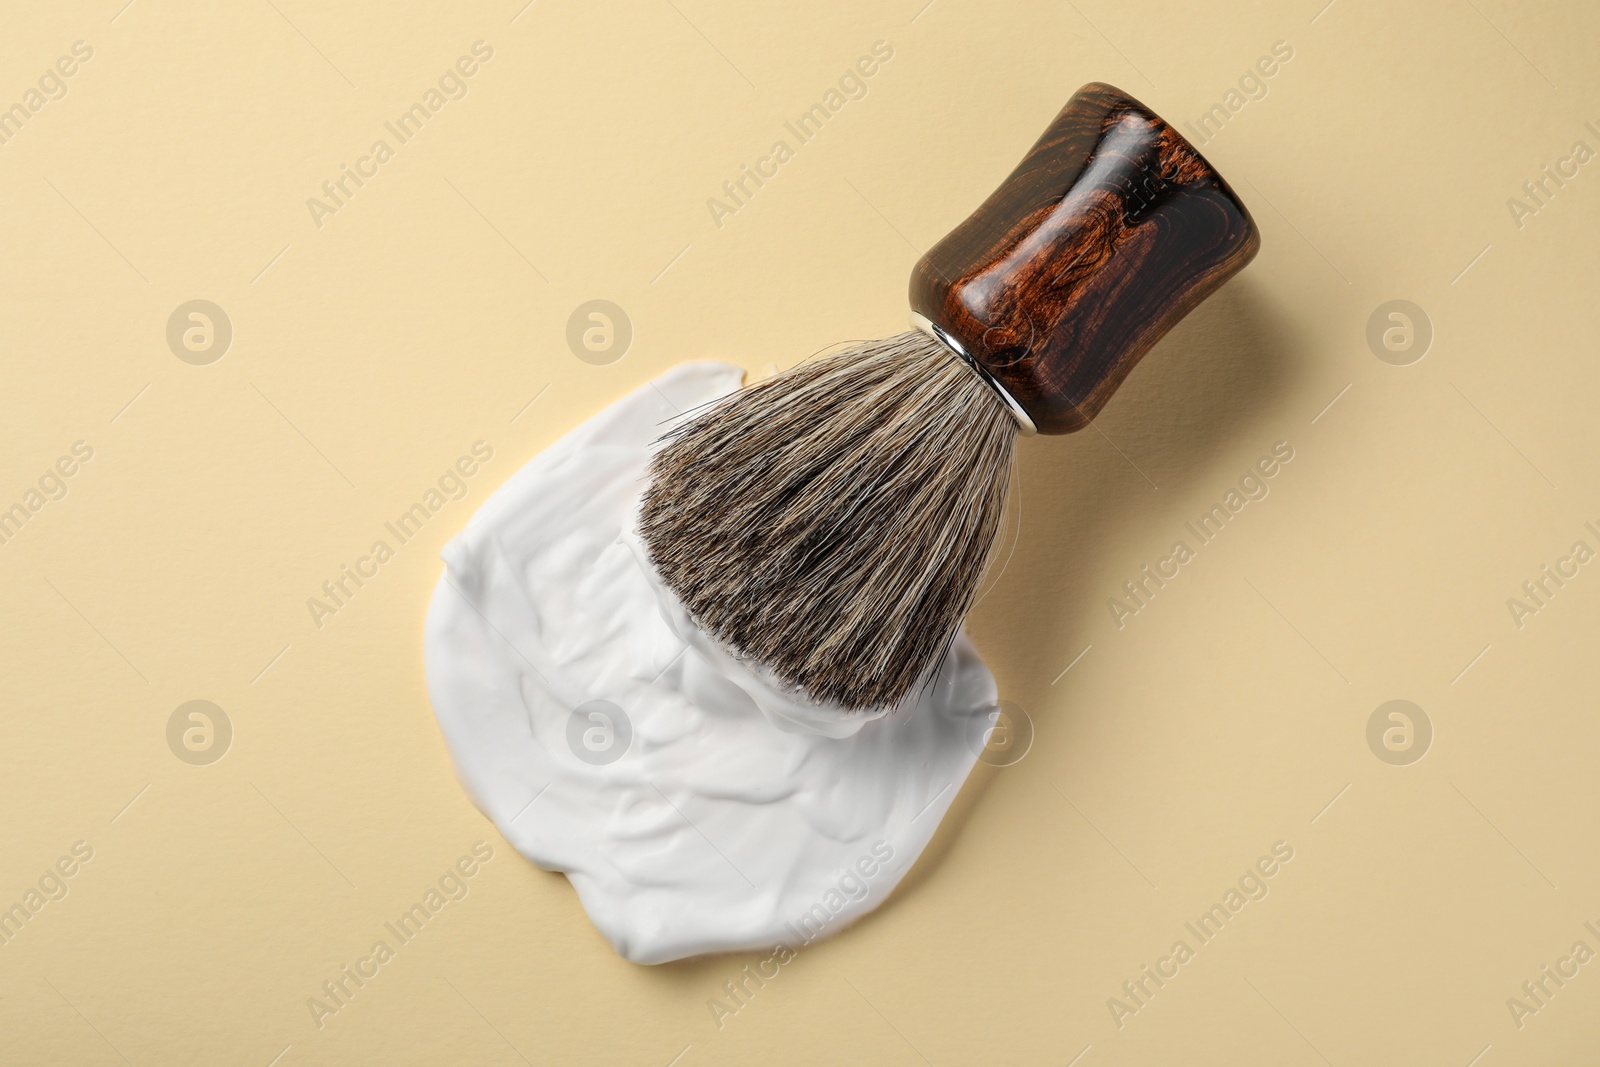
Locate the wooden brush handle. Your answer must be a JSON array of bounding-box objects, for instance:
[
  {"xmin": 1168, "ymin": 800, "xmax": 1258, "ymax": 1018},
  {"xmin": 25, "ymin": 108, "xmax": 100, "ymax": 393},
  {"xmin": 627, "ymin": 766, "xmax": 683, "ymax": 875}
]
[{"xmin": 909, "ymin": 83, "xmax": 1260, "ymax": 434}]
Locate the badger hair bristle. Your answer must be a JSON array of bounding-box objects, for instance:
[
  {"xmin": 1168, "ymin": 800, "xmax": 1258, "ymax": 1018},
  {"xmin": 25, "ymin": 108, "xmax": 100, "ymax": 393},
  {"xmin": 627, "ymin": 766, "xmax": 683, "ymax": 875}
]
[{"xmin": 639, "ymin": 330, "xmax": 1017, "ymax": 712}]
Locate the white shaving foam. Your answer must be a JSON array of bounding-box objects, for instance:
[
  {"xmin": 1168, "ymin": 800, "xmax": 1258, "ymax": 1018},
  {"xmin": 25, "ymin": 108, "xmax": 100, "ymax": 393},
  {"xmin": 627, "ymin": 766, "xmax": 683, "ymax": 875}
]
[{"xmin": 423, "ymin": 362, "xmax": 996, "ymax": 963}]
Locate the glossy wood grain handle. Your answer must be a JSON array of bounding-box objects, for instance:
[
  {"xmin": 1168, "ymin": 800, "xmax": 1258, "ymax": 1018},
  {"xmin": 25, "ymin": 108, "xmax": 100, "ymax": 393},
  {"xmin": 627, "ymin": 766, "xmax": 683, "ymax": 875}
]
[{"xmin": 908, "ymin": 83, "xmax": 1260, "ymax": 434}]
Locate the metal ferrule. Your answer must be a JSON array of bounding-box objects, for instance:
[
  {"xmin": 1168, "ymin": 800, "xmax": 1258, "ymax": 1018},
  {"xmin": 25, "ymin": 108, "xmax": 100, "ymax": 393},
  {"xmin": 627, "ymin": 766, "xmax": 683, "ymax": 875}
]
[{"xmin": 909, "ymin": 313, "xmax": 1037, "ymax": 435}]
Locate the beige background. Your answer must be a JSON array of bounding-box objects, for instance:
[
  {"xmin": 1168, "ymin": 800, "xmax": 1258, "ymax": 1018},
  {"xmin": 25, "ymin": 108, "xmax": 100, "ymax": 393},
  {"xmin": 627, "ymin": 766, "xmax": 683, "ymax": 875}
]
[{"xmin": 1, "ymin": 0, "xmax": 1596, "ymax": 1062}]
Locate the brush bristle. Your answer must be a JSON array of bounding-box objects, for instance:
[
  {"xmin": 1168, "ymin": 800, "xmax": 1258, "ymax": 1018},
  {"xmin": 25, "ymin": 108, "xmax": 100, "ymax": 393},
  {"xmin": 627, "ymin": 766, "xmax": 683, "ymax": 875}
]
[{"xmin": 639, "ymin": 331, "xmax": 1017, "ymax": 711}]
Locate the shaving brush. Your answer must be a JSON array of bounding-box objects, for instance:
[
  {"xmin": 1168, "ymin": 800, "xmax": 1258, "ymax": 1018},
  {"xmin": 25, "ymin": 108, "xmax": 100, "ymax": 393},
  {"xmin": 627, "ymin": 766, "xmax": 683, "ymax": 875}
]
[{"xmin": 641, "ymin": 83, "xmax": 1260, "ymax": 711}]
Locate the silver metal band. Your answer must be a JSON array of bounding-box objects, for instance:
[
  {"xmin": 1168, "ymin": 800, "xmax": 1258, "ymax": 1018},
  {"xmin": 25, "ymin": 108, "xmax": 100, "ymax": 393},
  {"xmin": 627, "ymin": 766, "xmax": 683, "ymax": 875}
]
[{"xmin": 909, "ymin": 313, "xmax": 1037, "ymax": 436}]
